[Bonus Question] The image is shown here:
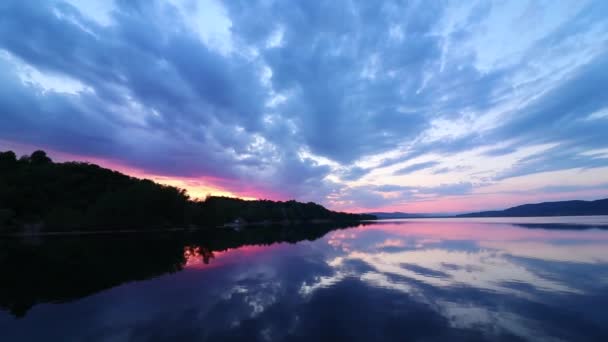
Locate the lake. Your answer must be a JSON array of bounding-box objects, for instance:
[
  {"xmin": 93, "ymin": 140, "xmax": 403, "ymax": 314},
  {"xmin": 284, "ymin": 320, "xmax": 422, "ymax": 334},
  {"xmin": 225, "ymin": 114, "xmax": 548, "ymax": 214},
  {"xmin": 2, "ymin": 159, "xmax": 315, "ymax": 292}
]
[{"xmin": 2, "ymin": 217, "xmax": 608, "ymax": 341}]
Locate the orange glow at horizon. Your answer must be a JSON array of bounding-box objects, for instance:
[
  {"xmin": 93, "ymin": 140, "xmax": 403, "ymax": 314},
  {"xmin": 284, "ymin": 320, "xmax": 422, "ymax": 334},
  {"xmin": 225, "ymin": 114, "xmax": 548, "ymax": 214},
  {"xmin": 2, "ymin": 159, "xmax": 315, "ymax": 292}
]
[
  {"xmin": 3, "ymin": 140, "xmax": 606, "ymax": 213},
  {"xmin": 0, "ymin": 140, "xmax": 261, "ymax": 201},
  {"xmin": 143, "ymin": 175, "xmax": 256, "ymax": 201},
  {"xmin": 90, "ymin": 160, "xmax": 260, "ymax": 201}
]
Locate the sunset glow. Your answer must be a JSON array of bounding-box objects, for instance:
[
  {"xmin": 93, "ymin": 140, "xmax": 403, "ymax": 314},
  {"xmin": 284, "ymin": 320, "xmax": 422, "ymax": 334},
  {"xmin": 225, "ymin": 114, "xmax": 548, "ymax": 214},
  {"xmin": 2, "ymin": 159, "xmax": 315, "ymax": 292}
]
[{"xmin": 1, "ymin": 1, "xmax": 607, "ymax": 213}]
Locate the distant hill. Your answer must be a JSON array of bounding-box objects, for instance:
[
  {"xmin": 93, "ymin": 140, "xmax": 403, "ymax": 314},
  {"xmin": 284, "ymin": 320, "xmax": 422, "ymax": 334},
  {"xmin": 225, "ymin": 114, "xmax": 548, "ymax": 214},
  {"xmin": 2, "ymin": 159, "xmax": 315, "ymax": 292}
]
[
  {"xmin": 457, "ymin": 198, "xmax": 608, "ymax": 218},
  {"xmin": 367, "ymin": 212, "xmax": 431, "ymax": 219},
  {"xmin": 0, "ymin": 150, "xmax": 374, "ymax": 233}
]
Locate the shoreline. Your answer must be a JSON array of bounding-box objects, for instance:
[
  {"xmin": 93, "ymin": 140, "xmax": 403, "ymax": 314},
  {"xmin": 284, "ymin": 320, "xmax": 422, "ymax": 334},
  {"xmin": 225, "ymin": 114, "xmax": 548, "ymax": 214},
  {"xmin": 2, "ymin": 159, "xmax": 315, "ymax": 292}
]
[{"xmin": 0, "ymin": 219, "xmax": 369, "ymax": 238}]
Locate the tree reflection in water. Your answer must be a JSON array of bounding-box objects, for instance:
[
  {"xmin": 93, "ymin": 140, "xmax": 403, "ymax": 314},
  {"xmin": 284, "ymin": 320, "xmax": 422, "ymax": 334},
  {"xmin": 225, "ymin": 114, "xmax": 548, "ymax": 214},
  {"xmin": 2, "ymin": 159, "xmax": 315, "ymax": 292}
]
[
  {"xmin": 183, "ymin": 246, "xmax": 215, "ymax": 266},
  {"xmin": 0, "ymin": 222, "xmax": 362, "ymax": 318},
  {"xmin": 2, "ymin": 219, "xmax": 608, "ymax": 341}
]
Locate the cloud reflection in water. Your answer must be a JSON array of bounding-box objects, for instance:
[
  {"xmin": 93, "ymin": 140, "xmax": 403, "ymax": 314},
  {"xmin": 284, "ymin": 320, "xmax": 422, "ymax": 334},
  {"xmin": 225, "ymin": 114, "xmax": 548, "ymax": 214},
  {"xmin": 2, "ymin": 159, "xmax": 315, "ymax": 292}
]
[{"xmin": 2, "ymin": 218, "xmax": 608, "ymax": 341}]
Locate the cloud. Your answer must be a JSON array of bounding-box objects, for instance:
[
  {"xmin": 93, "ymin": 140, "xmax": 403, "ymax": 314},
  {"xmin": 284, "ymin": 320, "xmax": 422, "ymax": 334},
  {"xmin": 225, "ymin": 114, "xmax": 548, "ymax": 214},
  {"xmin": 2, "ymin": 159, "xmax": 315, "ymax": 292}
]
[
  {"xmin": 0, "ymin": 0, "xmax": 607, "ymax": 210},
  {"xmin": 432, "ymin": 165, "xmax": 471, "ymax": 175},
  {"xmin": 420, "ymin": 182, "xmax": 474, "ymax": 196},
  {"xmin": 339, "ymin": 166, "xmax": 370, "ymax": 181},
  {"xmin": 394, "ymin": 161, "xmax": 440, "ymax": 175},
  {"xmin": 374, "ymin": 185, "xmax": 416, "ymax": 193}
]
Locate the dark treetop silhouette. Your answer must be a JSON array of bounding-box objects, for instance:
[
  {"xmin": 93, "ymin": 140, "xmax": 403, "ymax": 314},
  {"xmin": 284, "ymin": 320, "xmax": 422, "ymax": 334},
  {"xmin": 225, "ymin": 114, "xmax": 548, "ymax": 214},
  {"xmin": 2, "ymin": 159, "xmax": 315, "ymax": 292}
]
[{"xmin": 0, "ymin": 150, "xmax": 374, "ymax": 233}]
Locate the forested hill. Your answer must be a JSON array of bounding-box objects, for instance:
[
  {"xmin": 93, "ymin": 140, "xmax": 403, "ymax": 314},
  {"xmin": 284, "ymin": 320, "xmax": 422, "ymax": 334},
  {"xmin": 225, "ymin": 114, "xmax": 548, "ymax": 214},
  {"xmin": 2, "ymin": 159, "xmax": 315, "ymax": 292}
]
[
  {"xmin": 0, "ymin": 150, "xmax": 374, "ymax": 233},
  {"xmin": 457, "ymin": 198, "xmax": 608, "ymax": 218}
]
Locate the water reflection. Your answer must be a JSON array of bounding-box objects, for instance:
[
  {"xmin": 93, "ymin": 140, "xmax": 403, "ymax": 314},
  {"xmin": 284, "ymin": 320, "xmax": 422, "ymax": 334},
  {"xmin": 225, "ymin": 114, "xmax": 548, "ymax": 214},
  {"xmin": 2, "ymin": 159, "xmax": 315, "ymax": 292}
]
[
  {"xmin": 0, "ymin": 222, "xmax": 356, "ymax": 318},
  {"xmin": 2, "ymin": 218, "xmax": 608, "ymax": 341}
]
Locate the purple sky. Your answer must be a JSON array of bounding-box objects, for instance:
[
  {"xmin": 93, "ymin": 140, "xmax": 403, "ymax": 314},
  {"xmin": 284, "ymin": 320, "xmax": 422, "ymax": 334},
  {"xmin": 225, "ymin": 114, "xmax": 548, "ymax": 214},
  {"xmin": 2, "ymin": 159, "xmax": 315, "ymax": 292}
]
[{"xmin": 1, "ymin": 0, "xmax": 608, "ymax": 213}]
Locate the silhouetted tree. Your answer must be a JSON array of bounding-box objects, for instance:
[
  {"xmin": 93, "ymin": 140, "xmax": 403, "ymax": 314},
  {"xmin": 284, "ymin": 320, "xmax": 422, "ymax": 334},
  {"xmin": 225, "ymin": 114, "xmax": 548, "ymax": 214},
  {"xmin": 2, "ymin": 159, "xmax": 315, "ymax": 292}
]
[
  {"xmin": 30, "ymin": 150, "xmax": 52, "ymax": 164},
  {"xmin": 0, "ymin": 151, "xmax": 17, "ymax": 167},
  {"xmin": 0, "ymin": 149, "xmax": 374, "ymax": 232}
]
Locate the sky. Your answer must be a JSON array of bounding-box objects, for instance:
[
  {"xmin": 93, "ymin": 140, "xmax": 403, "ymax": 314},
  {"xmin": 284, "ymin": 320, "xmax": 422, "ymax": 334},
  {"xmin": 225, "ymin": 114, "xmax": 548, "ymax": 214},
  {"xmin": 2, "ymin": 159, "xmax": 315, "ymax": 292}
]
[{"xmin": 1, "ymin": 0, "xmax": 608, "ymax": 213}]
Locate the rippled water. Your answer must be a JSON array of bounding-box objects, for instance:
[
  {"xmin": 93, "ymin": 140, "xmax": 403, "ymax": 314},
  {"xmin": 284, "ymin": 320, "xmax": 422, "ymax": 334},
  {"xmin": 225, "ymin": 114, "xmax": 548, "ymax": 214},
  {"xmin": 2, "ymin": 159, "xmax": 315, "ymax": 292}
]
[{"xmin": 2, "ymin": 217, "xmax": 608, "ymax": 341}]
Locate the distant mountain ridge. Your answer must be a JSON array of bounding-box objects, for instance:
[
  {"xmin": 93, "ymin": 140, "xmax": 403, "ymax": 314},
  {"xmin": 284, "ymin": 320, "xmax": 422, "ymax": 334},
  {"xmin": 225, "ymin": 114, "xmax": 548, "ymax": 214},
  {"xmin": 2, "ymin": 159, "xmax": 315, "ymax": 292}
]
[
  {"xmin": 457, "ymin": 198, "xmax": 608, "ymax": 218},
  {"xmin": 367, "ymin": 212, "xmax": 432, "ymax": 219}
]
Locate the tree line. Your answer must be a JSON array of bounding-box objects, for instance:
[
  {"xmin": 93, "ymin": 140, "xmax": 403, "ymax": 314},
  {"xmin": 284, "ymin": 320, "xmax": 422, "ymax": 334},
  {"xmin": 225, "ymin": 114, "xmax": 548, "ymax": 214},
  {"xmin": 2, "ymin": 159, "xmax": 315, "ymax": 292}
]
[{"xmin": 0, "ymin": 150, "xmax": 374, "ymax": 232}]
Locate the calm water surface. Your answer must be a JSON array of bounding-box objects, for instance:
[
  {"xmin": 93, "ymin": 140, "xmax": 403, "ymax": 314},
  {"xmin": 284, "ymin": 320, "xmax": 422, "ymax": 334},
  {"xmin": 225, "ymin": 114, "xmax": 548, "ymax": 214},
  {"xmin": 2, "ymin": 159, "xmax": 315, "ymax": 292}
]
[{"xmin": 2, "ymin": 217, "xmax": 608, "ymax": 341}]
